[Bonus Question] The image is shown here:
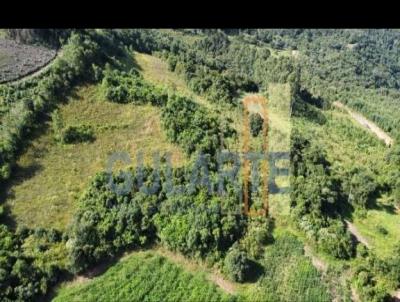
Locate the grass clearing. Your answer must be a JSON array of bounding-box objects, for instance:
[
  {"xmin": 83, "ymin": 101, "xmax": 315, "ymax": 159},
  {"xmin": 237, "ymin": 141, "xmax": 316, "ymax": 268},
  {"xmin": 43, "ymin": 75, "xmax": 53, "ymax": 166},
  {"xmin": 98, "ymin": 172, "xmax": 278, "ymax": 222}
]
[
  {"xmin": 353, "ymin": 208, "xmax": 400, "ymax": 258},
  {"xmin": 2, "ymin": 84, "xmax": 185, "ymax": 230},
  {"xmin": 134, "ymin": 52, "xmax": 213, "ymax": 109},
  {"xmin": 53, "ymin": 251, "xmax": 233, "ymax": 302}
]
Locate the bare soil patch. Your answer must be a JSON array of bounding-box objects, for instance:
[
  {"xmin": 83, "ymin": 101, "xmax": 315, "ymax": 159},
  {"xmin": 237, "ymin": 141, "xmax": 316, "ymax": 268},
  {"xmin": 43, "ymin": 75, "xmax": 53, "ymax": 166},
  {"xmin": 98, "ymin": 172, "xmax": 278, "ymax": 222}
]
[{"xmin": 0, "ymin": 38, "xmax": 56, "ymax": 83}]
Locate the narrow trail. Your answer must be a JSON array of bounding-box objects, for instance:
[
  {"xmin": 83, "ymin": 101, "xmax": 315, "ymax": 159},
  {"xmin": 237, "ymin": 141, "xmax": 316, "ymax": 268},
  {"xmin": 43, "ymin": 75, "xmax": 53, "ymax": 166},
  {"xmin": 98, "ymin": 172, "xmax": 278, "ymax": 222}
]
[
  {"xmin": 303, "ymin": 245, "xmax": 328, "ymax": 273},
  {"xmin": 345, "ymin": 220, "xmax": 370, "ymax": 248},
  {"xmin": 393, "ymin": 290, "xmax": 400, "ymax": 301},
  {"xmin": 333, "ymin": 101, "xmax": 393, "ymax": 147},
  {"xmin": 351, "ymin": 286, "xmax": 361, "ymax": 302}
]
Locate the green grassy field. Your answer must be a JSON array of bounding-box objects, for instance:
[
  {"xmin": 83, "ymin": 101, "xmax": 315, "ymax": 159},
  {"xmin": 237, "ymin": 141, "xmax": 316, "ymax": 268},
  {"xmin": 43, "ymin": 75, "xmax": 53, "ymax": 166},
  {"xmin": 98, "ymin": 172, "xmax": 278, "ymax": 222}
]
[
  {"xmin": 353, "ymin": 208, "xmax": 400, "ymax": 258},
  {"xmin": 134, "ymin": 52, "xmax": 213, "ymax": 109},
  {"xmin": 239, "ymin": 233, "xmax": 332, "ymax": 302},
  {"xmin": 3, "ymin": 84, "xmax": 185, "ymax": 230},
  {"xmin": 53, "ymin": 251, "xmax": 233, "ymax": 302}
]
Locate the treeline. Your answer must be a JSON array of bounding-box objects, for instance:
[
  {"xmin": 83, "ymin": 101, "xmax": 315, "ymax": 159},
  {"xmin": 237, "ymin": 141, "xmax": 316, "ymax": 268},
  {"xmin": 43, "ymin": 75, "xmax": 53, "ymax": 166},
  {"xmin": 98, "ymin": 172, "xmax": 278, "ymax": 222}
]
[
  {"xmin": 5, "ymin": 29, "xmax": 73, "ymax": 48},
  {"xmin": 229, "ymin": 29, "xmax": 400, "ymax": 137},
  {"xmin": 160, "ymin": 31, "xmax": 298, "ymax": 105}
]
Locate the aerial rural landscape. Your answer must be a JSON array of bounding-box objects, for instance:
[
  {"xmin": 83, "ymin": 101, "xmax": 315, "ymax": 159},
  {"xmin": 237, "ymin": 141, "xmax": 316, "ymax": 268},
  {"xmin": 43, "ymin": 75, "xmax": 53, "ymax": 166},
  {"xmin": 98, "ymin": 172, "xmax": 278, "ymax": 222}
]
[{"xmin": 0, "ymin": 28, "xmax": 400, "ymax": 301}]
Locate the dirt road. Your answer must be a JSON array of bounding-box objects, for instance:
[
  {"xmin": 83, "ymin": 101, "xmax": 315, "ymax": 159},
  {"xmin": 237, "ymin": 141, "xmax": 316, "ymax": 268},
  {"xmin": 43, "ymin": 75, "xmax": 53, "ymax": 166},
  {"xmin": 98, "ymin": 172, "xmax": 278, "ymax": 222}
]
[{"xmin": 333, "ymin": 101, "xmax": 393, "ymax": 147}]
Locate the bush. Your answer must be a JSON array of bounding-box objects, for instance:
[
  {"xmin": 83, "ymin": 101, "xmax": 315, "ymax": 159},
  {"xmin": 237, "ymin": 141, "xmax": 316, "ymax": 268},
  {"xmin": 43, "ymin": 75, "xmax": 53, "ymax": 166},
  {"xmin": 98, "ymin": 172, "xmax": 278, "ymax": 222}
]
[
  {"xmin": 101, "ymin": 68, "xmax": 168, "ymax": 106},
  {"xmin": 317, "ymin": 220, "xmax": 354, "ymax": 259},
  {"xmin": 223, "ymin": 244, "xmax": 251, "ymax": 283},
  {"xmin": 61, "ymin": 125, "xmax": 95, "ymax": 144},
  {"xmin": 250, "ymin": 113, "xmax": 264, "ymax": 137},
  {"xmin": 376, "ymin": 225, "xmax": 388, "ymax": 236},
  {"xmin": 241, "ymin": 217, "xmax": 272, "ymax": 259}
]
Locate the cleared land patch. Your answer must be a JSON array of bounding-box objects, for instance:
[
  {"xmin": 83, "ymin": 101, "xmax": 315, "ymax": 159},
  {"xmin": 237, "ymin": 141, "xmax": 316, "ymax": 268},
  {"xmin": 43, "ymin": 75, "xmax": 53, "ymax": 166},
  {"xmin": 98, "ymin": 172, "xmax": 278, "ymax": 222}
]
[
  {"xmin": 333, "ymin": 101, "xmax": 393, "ymax": 146},
  {"xmin": 0, "ymin": 38, "xmax": 56, "ymax": 83},
  {"xmin": 2, "ymin": 84, "xmax": 185, "ymax": 230}
]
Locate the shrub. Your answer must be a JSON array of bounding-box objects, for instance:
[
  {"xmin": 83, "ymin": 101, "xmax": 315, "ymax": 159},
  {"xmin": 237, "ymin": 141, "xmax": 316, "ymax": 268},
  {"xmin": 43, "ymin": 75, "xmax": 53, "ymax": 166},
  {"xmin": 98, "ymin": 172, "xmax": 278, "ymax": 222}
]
[
  {"xmin": 241, "ymin": 216, "xmax": 272, "ymax": 259},
  {"xmin": 376, "ymin": 225, "xmax": 388, "ymax": 236},
  {"xmin": 61, "ymin": 125, "xmax": 95, "ymax": 144},
  {"xmin": 250, "ymin": 113, "xmax": 264, "ymax": 137},
  {"xmin": 223, "ymin": 244, "xmax": 251, "ymax": 283},
  {"xmin": 317, "ymin": 220, "xmax": 354, "ymax": 259},
  {"xmin": 101, "ymin": 68, "xmax": 168, "ymax": 106}
]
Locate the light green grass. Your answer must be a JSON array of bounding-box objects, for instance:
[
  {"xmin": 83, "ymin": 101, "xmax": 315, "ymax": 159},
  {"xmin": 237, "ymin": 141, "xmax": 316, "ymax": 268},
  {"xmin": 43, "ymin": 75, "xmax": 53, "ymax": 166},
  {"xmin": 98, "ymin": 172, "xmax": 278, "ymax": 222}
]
[
  {"xmin": 53, "ymin": 251, "xmax": 233, "ymax": 302},
  {"xmin": 4, "ymin": 85, "xmax": 185, "ymax": 230},
  {"xmin": 353, "ymin": 208, "xmax": 400, "ymax": 258},
  {"xmin": 134, "ymin": 52, "xmax": 213, "ymax": 109}
]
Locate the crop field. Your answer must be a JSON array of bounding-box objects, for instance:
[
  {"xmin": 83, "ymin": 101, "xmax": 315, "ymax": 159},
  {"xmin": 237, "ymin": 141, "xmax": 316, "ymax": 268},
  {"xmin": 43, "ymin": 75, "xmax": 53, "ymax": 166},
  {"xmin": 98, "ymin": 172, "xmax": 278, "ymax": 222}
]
[
  {"xmin": 53, "ymin": 251, "xmax": 234, "ymax": 302},
  {"xmin": 240, "ymin": 233, "xmax": 332, "ymax": 302},
  {"xmin": 0, "ymin": 38, "xmax": 56, "ymax": 83},
  {"xmin": 2, "ymin": 84, "xmax": 185, "ymax": 230}
]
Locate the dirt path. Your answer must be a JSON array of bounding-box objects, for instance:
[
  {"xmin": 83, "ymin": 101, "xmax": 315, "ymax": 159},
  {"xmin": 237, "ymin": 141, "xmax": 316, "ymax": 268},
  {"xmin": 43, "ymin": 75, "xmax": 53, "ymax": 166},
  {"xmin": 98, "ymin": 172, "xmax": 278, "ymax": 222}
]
[
  {"xmin": 304, "ymin": 245, "xmax": 328, "ymax": 273},
  {"xmin": 333, "ymin": 101, "xmax": 393, "ymax": 147},
  {"xmin": 154, "ymin": 247, "xmax": 237, "ymax": 295},
  {"xmin": 351, "ymin": 286, "xmax": 361, "ymax": 302},
  {"xmin": 345, "ymin": 220, "xmax": 370, "ymax": 248}
]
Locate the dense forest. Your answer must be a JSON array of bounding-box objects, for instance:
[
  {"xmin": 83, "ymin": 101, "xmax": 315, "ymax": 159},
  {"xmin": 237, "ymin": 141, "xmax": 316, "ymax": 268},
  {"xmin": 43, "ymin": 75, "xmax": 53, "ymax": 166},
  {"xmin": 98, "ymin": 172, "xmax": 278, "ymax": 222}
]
[{"xmin": 0, "ymin": 28, "xmax": 399, "ymax": 301}]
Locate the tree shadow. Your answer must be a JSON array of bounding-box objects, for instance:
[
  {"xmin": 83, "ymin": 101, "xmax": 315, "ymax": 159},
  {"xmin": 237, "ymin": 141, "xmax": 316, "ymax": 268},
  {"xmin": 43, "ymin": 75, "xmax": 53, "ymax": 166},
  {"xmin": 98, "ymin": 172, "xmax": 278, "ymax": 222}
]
[
  {"xmin": 292, "ymin": 99, "xmax": 327, "ymax": 125},
  {"xmin": 245, "ymin": 259, "xmax": 265, "ymax": 283},
  {"xmin": 298, "ymin": 89, "xmax": 327, "ymax": 109},
  {"xmin": 0, "ymin": 162, "xmax": 43, "ymax": 229}
]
